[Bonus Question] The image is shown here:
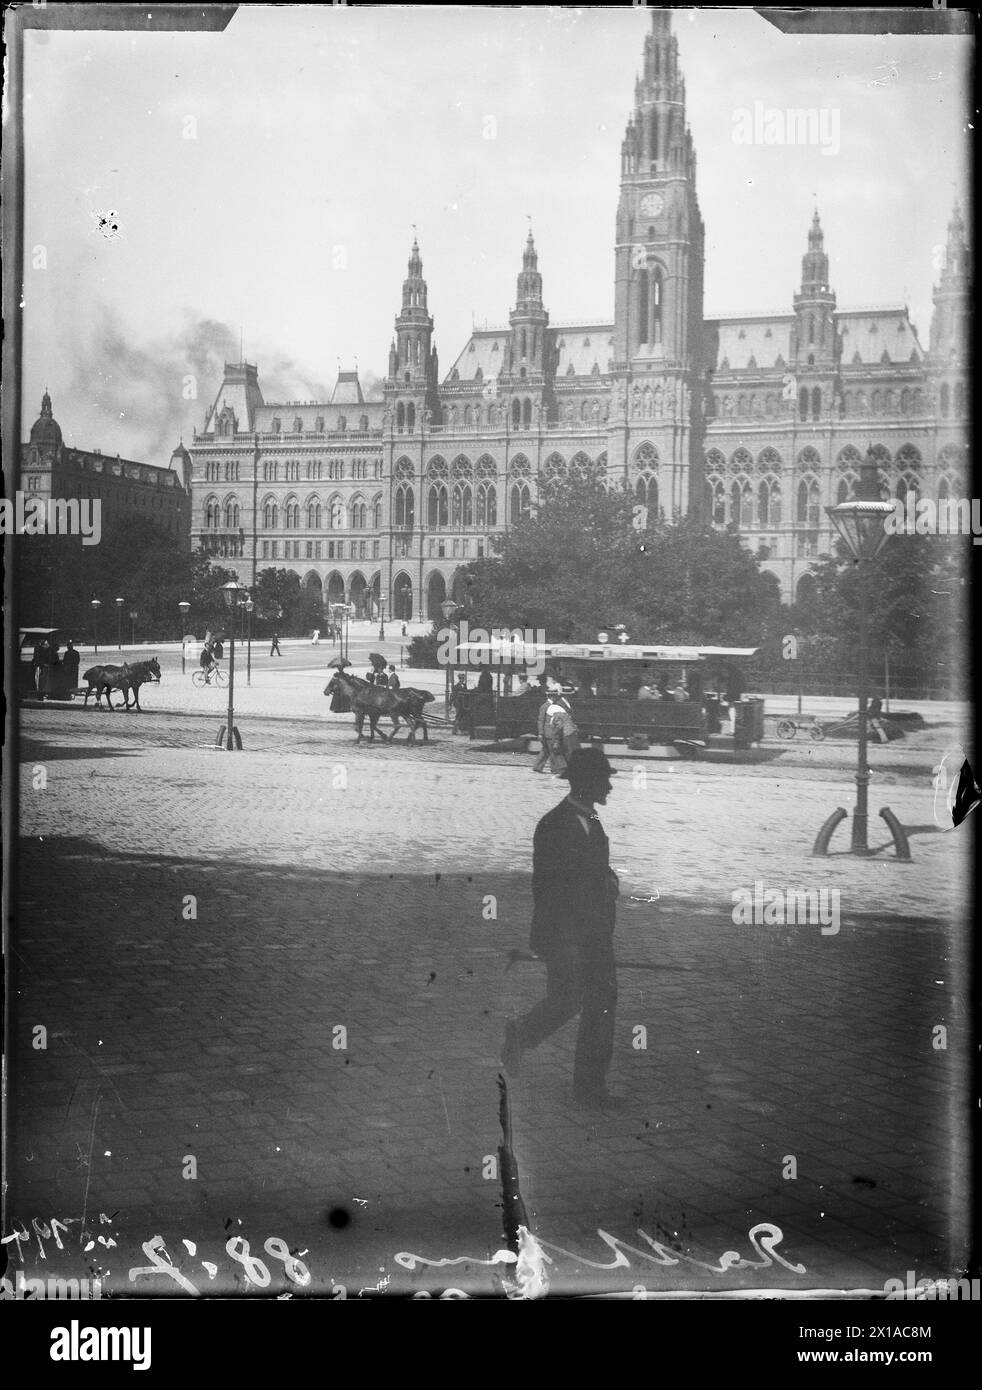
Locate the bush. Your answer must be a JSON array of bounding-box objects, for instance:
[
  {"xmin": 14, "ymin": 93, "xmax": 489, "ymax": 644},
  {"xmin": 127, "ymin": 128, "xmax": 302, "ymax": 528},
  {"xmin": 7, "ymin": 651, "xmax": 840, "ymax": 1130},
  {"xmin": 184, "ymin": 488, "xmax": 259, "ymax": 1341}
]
[{"xmin": 407, "ymin": 629, "xmax": 444, "ymax": 668}]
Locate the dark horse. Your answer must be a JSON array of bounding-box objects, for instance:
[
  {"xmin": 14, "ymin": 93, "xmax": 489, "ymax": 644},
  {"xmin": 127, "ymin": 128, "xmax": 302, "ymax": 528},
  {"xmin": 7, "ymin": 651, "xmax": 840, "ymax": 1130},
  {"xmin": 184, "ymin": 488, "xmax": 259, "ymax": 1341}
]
[
  {"xmin": 82, "ymin": 658, "xmax": 162, "ymax": 711},
  {"xmin": 324, "ymin": 671, "xmax": 434, "ymax": 744}
]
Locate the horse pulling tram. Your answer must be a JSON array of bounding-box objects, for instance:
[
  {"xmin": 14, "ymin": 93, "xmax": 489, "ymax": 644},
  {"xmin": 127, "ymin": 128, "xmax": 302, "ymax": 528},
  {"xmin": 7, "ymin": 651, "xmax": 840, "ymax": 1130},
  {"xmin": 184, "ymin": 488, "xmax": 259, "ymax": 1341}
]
[{"xmin": 451, "ymin": 641, "xmax": 764, "ymax": 754}]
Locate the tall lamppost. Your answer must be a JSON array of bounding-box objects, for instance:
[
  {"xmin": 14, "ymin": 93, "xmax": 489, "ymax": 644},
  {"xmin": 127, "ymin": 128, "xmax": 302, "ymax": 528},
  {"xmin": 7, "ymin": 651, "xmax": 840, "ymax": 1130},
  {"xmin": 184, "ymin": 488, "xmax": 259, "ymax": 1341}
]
[
  {"xmin": 245, "ymin": 595, "xmax": 254, "ymax": 685},
  {"xmin": 814, "ymin": 451, "xmax": 899, "ymax": 857},
  {"xmin": 440, "ymin": 597, "xmax": 462, "ymax": 712},
  {"xmin": 115, "ymin": 596, "xmax": 124, "ymax": 650},
  {"xmin": 179, "ymin": 601, "xmax": 190, "ymax": 674},
  {"xmin": 91, "ymin": 599, "xmax": 101, "ymax": 654},
  {"xmin": 219, "ymin": 580, "xmax": 243, "ymax": 750},
  {"xmin": 378, "ymin": 593, "xmax": 386, "ymax": 641},
  {"xmin": 129, "ymin": 609, "xmax": 138, "ymax": 647}
]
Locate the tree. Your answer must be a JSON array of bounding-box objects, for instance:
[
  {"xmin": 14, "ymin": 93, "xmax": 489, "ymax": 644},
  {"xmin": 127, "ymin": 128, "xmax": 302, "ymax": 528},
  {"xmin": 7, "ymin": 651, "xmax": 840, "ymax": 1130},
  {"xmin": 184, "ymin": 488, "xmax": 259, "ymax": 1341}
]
[{"xmin": 456, "ymin": 477, "xmax": 782, "ymax": 646}]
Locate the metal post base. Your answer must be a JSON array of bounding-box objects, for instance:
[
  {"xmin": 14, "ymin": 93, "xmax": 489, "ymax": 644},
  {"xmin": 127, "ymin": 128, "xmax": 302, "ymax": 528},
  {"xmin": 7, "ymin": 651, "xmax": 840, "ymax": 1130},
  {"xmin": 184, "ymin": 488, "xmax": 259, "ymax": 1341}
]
[
  {"xmin": 879, "ymin": 806, "xmax": 913, "ymax": 861},
  {"xmin": 813, "ymin": 807, "xmax": 847, "ymax": 856},
  {"xmin": 813, "ymin": 805, "xmax": 913, "ymax": 859},
  {"xmin": 216, "ymin": 725, "xmax": 243, "ymax": 750}
]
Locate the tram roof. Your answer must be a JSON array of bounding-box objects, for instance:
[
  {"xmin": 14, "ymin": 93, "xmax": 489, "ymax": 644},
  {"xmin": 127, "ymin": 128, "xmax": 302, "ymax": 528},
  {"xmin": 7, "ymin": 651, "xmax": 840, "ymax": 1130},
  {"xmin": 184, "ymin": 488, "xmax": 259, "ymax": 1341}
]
[{"xmin": 541, "ymin": 644, "xmax": 759, "ymax": 663}]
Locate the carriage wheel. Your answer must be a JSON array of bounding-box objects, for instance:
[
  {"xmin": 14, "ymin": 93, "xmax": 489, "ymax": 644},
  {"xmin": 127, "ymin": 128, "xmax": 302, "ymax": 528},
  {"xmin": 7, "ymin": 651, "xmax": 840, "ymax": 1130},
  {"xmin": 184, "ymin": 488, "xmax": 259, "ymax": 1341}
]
[
  {"xmin": 776, "ymin": 719, "xmax": 797, "ymax": 741},
  {"xmin": 808, "ymin": 722, "xmax": 826, "ymax": 742}
]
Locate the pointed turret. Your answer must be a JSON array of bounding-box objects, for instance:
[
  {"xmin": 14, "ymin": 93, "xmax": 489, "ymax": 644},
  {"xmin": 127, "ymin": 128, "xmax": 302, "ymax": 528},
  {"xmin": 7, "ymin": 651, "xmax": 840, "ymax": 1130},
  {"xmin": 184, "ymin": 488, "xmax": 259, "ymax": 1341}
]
[
  {"xmin": 385, "ymin": 236, "xmax": 440, "ymax": 430},
  {"xmin": 930, "ymin": 200, "xmax": 970, "ymax": 360},
  {"xmin": 792, "ymin": 210, "xmax": 837, "ymax": 369}
]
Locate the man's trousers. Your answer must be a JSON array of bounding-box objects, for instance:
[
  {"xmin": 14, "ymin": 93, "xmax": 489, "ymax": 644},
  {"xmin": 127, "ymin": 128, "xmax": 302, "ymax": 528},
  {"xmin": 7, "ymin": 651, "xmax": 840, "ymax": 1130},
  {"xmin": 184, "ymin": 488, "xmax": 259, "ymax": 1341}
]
[{"xmin": 514, "ymin": 938, "xmax": 617, "ymax": 1097}]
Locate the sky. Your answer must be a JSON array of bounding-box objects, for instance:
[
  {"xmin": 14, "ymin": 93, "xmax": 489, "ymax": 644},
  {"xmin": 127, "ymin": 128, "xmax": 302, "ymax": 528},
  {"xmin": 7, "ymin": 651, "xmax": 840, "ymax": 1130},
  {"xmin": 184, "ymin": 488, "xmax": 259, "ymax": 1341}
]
[{"xmin": 20, "ymin": 4, "xmax": 972, "ymax": 466}]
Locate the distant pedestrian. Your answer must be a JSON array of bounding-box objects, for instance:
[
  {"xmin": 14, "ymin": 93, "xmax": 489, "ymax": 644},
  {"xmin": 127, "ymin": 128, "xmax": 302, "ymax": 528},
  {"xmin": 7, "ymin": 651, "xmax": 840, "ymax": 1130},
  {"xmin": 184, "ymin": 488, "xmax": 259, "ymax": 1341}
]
[
  {"xmin": 401, "ymin": 622, "xmax": 407, "ymax": 638},
  {"xmin": 270, "ymin": 633, "xmax": 282, "ymax": 657},
  {"xmin": 450, "ymin": 674, "xmax": 469, "ymax": 734},
  {"xmin": 62, "ymin": 639, "xmax": 80, "ymax": 692},
  {"xmin": 386, "ymin": 664, "xmax": 400, "ymax": 690},
  {"xmin": 311, "ymin": 629, "xmax": 321, "ymax": 645},
  {"xmin": 476, "ymin": 668, "xmax": 494, "ymax": 695},
  {"xmin": 502, "ymin": 746, "xmax": 622, "ymax": 1109}
]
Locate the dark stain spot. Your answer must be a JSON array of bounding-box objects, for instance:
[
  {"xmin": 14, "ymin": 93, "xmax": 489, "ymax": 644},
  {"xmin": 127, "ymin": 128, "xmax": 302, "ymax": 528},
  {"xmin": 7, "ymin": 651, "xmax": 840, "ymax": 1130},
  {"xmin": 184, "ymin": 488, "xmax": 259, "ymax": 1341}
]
[
  {"xmin": 852, "ymin": 1175, "xmax": 877, "ymax": 1188},
  {"xmin": 326, "ymin": 1207, "xmax": 351, "ymax": 1230},
  {"xmin": 427, "ymin": 972, "xmax": 437, "ymax": 985}
]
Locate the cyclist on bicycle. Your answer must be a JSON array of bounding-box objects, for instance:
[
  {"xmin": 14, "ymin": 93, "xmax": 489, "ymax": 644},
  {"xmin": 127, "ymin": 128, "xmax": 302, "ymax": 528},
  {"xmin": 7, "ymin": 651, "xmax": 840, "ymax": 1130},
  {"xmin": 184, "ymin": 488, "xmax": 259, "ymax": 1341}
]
[{"xmin": 199, "ymin": 636, "xmax": 224, "ymax": 684}]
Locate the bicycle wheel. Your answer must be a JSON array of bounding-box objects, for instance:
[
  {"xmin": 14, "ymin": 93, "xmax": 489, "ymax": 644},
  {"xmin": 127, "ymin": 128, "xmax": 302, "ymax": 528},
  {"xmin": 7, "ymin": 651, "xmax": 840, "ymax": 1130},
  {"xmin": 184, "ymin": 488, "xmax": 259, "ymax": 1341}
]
[
  {"xmin": 192, "ymin": 669, "xmax": 206, "ymax": 688},
  {"xmin": 808, "ymin": 722, "xmax": 825, "ymax": 742},
  {"xmin": 213, "ymin": 668, "xmax": 228, "ymax": 688},
  {"xmin": 776, "ymin": 719, "xmax": 797, "ymax": 741}
]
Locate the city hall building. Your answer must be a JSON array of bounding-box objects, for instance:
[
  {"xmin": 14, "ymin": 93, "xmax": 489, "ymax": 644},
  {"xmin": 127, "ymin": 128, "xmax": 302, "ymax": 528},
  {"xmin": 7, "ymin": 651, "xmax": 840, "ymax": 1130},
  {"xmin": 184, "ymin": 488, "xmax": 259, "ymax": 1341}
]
[{"xmin": 189, "ymin": 10, "xmax": 969, "ymax": 619}]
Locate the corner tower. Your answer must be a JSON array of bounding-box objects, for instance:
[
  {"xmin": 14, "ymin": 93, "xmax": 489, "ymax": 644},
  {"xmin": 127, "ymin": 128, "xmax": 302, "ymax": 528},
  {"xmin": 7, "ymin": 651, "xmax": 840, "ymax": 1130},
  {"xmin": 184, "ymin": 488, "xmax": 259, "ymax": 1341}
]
[{"xmin": 385, "ymin": 237, "xmax": 441, "ymax": 430}]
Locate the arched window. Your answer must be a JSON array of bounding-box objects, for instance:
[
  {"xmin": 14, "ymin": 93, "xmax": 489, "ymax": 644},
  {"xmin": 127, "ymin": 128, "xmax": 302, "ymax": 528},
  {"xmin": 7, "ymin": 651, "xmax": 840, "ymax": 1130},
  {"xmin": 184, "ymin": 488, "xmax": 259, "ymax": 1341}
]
[
  {"xmin": 451, "ymin": 482, "xmax": 473, "ymax": 528},
  {"xmin": 428, "ymin": 483, "xmax": 449, "ymax": 528},
  {"xmin": 638, "ymin": 268, "xmax": 649, "ymax": 344},
  {"xmin": 395, "ymin": 483, "xmax": 415, "ymax": 527},
  {"xmin": 636, "ymin": 474, "xmax": 658, "ymax": 517},
  {"xmin": 522, "ymin": 398, "xmax": 532, "ymax": 427},
  {"xmin": 263, "ymin": 500, "xmax": 278, "ymax": 529},
  {"xmin": 463, "ymin": 405, "xmax": 472, "ymax": 427},
  {"xmin": 373, "ymin": 499, "xmax": 383, "ymax": 529},
  {"xmin": 307, "ymin": 501, "xmax": 322, "ymax": 529},
  {"xmin": 476, "ymin": 481, "xmax": 497, "ymax": 527},
  {"xmin": 351, "ymin": 499, "xmax": 367, "ymax": 529},
  {"xmin": 512, "ymin": 399, "xmax": 521, "ymax": 428},
  {"xmin": 799, "ymin": 387, "xmax": 809, "ymax": 420},
  {"xmin": 757, "ymin": 479, "xmax": 781, "ymax": 527},
  {"xmin": 510, "ymin": 481, "xmax": 531, "ymax": 524},
  {"xmin": 407, "ymin": 403, "xmax": 416, "ymax": 432},
  {"xmin": 797, "ymin": 478, "xmax": 821, "ymax": 527},
  {"xmin": 224, "ymin": 499, "xmax": 240, "ymax": 529},
  {"xmin": 811, "ymin": 386, "xmax": 822, "ymax": 419},
  {"xmin": 330, "ymin": 499, "xmax": 343, "ymax": 529},
  {"xmin": 284, "ymin": 500, "xmax": 300, "ymax": 529},
  {"xmin": 939, "ymin": 383, "xmax": 950, "ymax": 417},
  {"xmin": 396, "ymin": 402, "xmax": 405, "ymax": 432},
  {"xmin": 206, "ymin": 498, "xmax": 220, "ymax": 528},
  {"xmin": 730, "ymin": 479, "xmax": 753, "ymax": 529},
  {"xmin": 651, "ymin": 267, "xmax": 663, "ymax": 345},
  {"xmin": 338, "ymin": 416, "xmax": 347, "ymax": 433},
  {"xmin": 954, "ymin": 381, "xmax": 966, "ymax": 415}
]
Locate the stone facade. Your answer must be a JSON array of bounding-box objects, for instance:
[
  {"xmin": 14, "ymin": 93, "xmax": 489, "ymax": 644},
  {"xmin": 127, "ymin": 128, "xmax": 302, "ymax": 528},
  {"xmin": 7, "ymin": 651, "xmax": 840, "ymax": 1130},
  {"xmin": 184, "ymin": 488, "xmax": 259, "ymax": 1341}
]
[{"xmin": 189, "ymin": 10, "xmax": 969, "ymax": 615}]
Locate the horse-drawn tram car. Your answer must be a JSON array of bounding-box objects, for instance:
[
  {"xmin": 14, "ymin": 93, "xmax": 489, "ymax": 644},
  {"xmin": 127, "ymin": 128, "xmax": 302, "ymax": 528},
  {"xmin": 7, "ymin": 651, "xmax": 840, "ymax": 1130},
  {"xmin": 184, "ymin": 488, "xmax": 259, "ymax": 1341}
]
[{"xmin": 454, "ymin": 642, "xmax": 765, "ymax": 755}]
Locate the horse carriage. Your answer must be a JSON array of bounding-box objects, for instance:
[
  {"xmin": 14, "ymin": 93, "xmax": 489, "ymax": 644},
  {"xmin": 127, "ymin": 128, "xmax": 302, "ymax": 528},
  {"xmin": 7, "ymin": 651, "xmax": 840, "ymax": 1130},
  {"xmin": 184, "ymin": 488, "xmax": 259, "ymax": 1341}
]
[
  {"xmin": 80, "ymin": 658, "xmax": 162, "ymax": 711},
  {"xmin": 324, "ymin": 660, "xmax": 435, "ymax": 744}
]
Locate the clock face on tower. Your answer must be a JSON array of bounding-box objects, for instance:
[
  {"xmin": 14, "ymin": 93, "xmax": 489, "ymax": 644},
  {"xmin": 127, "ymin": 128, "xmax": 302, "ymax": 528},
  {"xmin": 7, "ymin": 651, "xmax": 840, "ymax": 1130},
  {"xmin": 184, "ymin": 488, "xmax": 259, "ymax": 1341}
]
[{"xmin": 640, "ymin": 192, "xmax": 664, "ymax": 219}]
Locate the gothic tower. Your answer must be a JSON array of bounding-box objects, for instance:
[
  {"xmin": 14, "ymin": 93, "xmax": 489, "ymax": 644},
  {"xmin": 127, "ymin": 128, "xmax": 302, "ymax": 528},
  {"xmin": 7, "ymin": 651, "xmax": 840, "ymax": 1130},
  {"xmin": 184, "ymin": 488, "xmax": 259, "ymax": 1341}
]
[
  {"xmin": 611, "ymin": 8, "xmax": 705, "ymax": 516},
  {"xmin": 499, "ymin": 230, "xmax": 554, "ymax": 422},
  {"xmin": 930, "ymin": 200, "xmax": 970, "ymax": 362},
  {"xmin": 790, "ymin": 211, "xmax": 838, "ymax": 422},
  {"xmin": 385, "ymin": 237, "xmax": 440, "ymax": 430}
]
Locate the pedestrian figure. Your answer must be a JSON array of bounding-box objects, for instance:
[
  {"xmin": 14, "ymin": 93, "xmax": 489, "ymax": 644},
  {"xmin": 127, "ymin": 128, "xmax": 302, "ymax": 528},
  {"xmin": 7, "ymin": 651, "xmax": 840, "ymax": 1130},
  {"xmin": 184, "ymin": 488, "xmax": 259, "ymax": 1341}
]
[
  {"xmin": 311, "ymin": 629, "xmax": 321, "ymax": 645},
  {"xmin": 476, "ymin": 668, "xmax": 494, "ymax": 695},
  {"xmin": 531, "ymin": 691, "xmax": 553, "ymax": 772},
  {"xmin": 450, "ymin": 674, "xmax": 469, "ymax": 734},
  {"xmin": 31, "ymin": 638, "xmax": 45, "ymax": 694},
  {"xmin": 270, "ymin": 632, "xmax": 282, "ymax": 657},
  {"xmin": 62, "ymin": 638, "xmax": 80, "ymax": 692},
  {"xmin": 536, "ymin": 684, "xmax": 579, "ymax": 775},
  {"xmin": 401, "ymin": 622, "xmax": 407, "ymax": 638},
  {"xmin": 365, "ymin": 668, "xmax": 376, "ymax": 685},
  {"xmin": 386, "ymin": 664, "xmax": 400, "ymax": 690},
  {"xmin": 375, "ymin": 668, "xmax": 389, "ymax": 688},
  {"xmin": 36, "ymin": 638, "xmax": 54, "ymax": 699},
  {"xmin": 502, "ymin": 747, "xmax": 622, "ymax": 1109}
]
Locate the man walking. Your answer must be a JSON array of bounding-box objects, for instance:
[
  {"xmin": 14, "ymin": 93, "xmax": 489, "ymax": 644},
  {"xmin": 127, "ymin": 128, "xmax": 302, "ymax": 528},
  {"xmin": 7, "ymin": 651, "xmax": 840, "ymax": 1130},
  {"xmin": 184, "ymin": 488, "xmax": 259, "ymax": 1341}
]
[
  {"xmin": 270, "ymin": 632, "xmax": 282, "ymax": 657},
  {"xmin": 503, "ymin": 747, "xmax": 623, "ymax": 1109}
]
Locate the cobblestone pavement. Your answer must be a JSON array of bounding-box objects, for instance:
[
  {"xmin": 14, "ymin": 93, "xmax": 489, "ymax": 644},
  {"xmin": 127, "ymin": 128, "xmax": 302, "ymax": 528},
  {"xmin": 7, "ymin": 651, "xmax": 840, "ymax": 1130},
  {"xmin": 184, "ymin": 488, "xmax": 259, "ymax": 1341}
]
[{"xmin": 7, "ymin": 705, "xmax": 973, "ymax": 1297}]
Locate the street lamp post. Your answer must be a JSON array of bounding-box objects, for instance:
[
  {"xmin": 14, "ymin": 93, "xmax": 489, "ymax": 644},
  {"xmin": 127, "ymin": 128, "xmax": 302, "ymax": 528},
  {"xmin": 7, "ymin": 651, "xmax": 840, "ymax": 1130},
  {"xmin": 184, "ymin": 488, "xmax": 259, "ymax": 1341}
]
[
  {"xmin": 440, "ymin": 597, "xmax": 462, "ymax": 713},
  {"xmin": 219, "ymin": 581, "xmax": 243, "ymax": 750},
  {"xmin": 91, "ymin": 599, "xmax": 101, "ymax": 654},
  {"xmin": 129, "ymin": 609, "xmax": 137, "ymax": 647},
  {"xmin": 378, "ymin": 593, "xmax": 386, "ymax": 641},
  {"xmin": 814, "ymin": 451, "xmax": 908, "ymax": 858},
  {"xmin": 245, "ymin": 596, "xmax": 254, "ymax": 685},
  {"xmin": 178, "ymin": 601, "xmax": 190, "ymax": 674},
  {"xmin": 115, "ymin": 597, "xmax": 124, "ymax": 650}
]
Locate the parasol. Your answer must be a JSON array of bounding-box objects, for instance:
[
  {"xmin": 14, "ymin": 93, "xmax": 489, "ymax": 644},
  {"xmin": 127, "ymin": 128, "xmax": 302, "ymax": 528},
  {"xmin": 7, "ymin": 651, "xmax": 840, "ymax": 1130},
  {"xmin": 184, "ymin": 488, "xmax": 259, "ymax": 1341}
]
[
  {"xmin": 326, "ymin": 655, "xmax": 352, "ymax": 670},
  {"xmin": 368, "ymin": 651, "xmax": 387, "ymax": 670}
]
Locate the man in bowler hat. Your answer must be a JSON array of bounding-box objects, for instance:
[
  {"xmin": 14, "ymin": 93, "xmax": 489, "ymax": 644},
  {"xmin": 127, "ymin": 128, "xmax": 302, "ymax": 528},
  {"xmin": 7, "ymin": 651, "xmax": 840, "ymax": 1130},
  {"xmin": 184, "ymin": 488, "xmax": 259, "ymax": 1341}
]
[{"xmin": 503, "ymin": 746, "xmax": 623, "ymax": 1109}]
